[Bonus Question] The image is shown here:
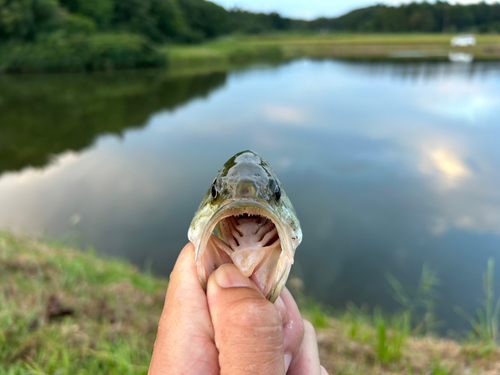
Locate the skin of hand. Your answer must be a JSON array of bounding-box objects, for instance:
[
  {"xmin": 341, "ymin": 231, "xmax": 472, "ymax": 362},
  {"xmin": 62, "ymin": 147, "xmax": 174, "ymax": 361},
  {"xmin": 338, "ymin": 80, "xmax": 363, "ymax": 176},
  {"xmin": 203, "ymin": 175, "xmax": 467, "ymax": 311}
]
[{"xmin": 148, "ymin": 242, "xmax": 329, "ymax": 375}]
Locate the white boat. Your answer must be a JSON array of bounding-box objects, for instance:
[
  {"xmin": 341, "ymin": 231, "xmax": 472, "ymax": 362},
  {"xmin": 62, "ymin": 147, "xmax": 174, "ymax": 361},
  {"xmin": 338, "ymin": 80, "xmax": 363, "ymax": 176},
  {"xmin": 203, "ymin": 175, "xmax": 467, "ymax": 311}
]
[{"xmin": 451, "ymin": 34, "xmax": 476, "ymax": 47}]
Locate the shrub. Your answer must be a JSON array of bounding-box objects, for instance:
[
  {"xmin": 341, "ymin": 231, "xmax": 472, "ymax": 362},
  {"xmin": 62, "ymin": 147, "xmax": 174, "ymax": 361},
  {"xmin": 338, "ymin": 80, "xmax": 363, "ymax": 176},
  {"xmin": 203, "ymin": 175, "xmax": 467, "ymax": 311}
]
[
  {"xmin": 0, "ymin": 32, "xmax": 166, "ymax": 73},
  {"xmin": 64, "ymin": 14, "xmax": 97, "ymax": 35}
]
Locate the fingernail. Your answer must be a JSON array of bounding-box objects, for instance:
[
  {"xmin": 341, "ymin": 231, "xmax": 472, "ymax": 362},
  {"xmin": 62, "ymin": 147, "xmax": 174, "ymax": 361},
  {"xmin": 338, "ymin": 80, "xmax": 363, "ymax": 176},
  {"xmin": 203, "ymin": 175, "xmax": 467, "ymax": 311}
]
[
  {"xmin": 214, "ymin": 264, "xmax": 253, "ymax": 288},
  {"xmin": 284, "ymin": 353, "xmax": 292, "ymax": 371}
]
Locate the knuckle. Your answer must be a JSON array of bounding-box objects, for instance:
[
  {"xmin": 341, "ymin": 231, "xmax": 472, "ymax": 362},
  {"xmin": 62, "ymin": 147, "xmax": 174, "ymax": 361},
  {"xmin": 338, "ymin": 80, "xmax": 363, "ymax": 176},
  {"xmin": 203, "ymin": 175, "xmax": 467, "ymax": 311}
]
[
  {"xmin": 217, "ymin": 296, "xmax": 285, "ymax": 362},
  {"xmin": 226, "ymin": 297, "xmax": 281, "ymax": 329}
]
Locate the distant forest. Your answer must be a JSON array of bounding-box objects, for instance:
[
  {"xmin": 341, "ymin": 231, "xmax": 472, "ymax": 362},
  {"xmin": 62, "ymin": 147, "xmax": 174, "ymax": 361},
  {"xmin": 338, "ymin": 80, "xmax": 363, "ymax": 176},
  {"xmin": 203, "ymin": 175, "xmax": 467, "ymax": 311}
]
[
  {"xmin": 310, "ymin": 1, "xmax": 500, "ymax": 33},
  {"xmin": 1, "ymin": 1, "xmax": 499, "ymax": 73},
  {"xmin": 2, "ymin": 1, "xmax": 500, "ymax": 45}
]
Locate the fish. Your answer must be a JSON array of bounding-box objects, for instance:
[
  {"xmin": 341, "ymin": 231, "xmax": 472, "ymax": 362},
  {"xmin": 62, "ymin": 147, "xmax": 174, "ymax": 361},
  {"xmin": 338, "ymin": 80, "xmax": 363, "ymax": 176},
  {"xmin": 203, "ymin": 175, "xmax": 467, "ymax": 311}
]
[{"xmin": 188, "ymin": 150, "xmax": 302, "ymax": 302}]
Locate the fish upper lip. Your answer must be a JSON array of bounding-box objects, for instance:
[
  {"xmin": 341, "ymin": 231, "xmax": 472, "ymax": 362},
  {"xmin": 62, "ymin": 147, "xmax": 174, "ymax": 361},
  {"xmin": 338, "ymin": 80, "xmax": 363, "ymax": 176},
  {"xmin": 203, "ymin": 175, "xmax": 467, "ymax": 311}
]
[
  {"xmin": 215, "ymin": 198, "xmax": 275, "ymax": 213},
  {"xmin": 212, "ymin": 199, "xmax": 282, "ymax": 225},
  {"xmin": 196, "ymin": 199, "xmax": 293, "ymax": 263}
]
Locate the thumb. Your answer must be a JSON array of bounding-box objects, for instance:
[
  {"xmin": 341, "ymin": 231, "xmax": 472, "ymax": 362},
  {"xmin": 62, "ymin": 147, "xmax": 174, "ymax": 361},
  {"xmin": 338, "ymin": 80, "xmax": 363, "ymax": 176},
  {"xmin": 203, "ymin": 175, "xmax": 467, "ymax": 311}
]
[{"xmin": 207, "ymin": 264, "xmax": 285, "ymax": 375}]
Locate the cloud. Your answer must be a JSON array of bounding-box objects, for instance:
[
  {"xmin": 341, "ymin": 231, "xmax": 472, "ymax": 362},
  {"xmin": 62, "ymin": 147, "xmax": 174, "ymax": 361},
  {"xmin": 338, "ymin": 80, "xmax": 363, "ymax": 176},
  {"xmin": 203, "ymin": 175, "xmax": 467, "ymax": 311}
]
[{"xmin": 263, "ymin": 104, "xmax": 308, "ymax": 125}]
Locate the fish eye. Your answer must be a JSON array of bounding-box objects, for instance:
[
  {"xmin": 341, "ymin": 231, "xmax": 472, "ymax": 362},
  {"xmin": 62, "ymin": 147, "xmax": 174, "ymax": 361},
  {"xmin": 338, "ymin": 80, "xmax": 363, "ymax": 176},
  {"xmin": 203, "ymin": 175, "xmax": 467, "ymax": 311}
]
[
  {"xmin": 269, "ymin": 179, "xmax": 281, "ymax": 202},
  {"xmin": 211, "ymin": 180, "xmax": 218, "ymax": 200}
]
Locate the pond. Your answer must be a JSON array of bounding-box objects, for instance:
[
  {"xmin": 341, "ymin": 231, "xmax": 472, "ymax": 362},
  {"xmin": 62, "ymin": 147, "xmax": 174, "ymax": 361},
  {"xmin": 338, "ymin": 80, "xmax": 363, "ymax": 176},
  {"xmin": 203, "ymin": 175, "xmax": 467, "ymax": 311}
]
[{"xmin": 1, "ymin": 59, "xmax": 500, "ymax": 332}]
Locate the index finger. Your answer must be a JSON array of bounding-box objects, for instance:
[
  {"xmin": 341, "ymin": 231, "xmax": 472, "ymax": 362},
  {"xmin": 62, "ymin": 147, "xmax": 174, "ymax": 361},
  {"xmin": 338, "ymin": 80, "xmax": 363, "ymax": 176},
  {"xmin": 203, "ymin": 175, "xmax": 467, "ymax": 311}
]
[{"xmin": 149, "ymin": 243, "xmax": 217, "ymax": 375}]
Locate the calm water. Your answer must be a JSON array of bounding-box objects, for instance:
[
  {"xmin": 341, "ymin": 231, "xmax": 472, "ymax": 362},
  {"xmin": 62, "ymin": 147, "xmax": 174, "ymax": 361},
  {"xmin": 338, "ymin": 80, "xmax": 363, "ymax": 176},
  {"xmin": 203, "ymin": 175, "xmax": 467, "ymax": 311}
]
[{"xmin": 1, "ymin": 60, "xmax": 500, "ymax": 332}]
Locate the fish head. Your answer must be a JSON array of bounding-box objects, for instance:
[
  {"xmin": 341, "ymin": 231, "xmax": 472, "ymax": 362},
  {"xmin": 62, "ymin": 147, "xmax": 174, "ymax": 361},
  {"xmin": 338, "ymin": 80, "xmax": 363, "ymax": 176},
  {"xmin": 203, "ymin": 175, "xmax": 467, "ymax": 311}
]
[{"xmin": 188, "ymin": 150, "xmax": 302, "ymax": 302}]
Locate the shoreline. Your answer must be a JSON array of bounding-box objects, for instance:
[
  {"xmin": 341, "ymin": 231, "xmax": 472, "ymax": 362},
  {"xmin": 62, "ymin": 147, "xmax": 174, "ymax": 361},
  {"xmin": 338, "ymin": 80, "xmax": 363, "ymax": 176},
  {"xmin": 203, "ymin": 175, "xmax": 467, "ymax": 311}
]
[
  {"xmin": 163, "ymin": 33, "xmax": 500, "ymax": 70},
  {"xmin": 1, "ymin": 33, "xmax": 499, "ymax": 75},
  {"xmin": 1, "ymin": 231, "xmax": 499, "ymax": 374}
]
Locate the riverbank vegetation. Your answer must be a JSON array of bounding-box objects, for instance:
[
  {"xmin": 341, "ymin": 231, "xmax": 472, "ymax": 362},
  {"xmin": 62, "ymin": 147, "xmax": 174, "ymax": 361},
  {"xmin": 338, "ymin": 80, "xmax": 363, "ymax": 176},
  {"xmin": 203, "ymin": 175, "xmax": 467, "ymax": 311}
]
[
  {"xmin": 1, "ymin": 1, "xmax": 500, "ymax": 73},
  {"xmin": 164, "ymin": 33, "xmax": 500, "ymax": 71},
  {"xmin": 1, "ymin": 231, "xmax": 499, "ymax": 374}
]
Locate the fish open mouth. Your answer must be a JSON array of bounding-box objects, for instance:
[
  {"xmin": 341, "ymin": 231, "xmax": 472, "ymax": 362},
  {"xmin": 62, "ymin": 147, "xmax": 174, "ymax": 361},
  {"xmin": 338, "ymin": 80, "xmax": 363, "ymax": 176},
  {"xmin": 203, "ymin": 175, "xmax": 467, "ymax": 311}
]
[{"xmin": 195, "ymin": 202, "xmax": 293, "ymax": 301}]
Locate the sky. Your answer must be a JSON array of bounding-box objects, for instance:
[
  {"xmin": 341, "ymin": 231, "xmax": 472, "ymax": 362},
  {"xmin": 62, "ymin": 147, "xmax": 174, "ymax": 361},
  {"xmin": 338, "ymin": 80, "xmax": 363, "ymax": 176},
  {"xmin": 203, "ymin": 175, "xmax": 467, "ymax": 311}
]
[{"xmin": 210, "ymin": 0, "xmax": 499, "ymax": 20}]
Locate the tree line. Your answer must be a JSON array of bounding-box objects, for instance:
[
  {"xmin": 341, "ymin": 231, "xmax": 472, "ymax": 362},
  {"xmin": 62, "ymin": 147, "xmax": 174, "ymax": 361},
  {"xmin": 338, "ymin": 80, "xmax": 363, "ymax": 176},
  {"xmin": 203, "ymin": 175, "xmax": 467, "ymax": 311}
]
[
  {"xmin": 1, "ymin": 1, "xmax": 499, "ymax": 45},
  {"xmin": 1, "ymin": 1, "xmax": 499, "ymax": 73},
  {"xmin": 310, "ymin": 1, "xmax": 500, "ymax": 33}
]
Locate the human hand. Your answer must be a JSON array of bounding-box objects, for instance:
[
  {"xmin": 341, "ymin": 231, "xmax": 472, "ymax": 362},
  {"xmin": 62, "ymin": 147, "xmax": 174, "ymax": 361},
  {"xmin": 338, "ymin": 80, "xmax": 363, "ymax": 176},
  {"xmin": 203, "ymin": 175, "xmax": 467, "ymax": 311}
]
[{"xmin": 148, "ymin": 243, "xmax": 329, "ymax": 375}]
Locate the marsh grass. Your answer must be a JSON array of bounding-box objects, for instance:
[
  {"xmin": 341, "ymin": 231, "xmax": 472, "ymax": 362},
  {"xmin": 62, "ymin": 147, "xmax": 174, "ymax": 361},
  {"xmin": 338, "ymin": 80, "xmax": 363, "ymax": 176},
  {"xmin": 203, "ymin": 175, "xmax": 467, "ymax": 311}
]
[
  {"xmin": 300, "ymin": 298, "xmax": 331, "ymax": 329},
  {"xmin": 337, "ymin": 264, "xmax": 441, "ymax": 366},
  {"xmin": 2, "ymin": 232, "xmax": 500, "ymax": 374},
  {"xmin": 373, "ymin": 308, "xmax": 410, "ymax": 364},
  {"xmin": 287, "ymin": 277, "xmax": 331, "ymax": 329},
  {"xmin": 456, "ymin": 258, "xmax": 500, "ymax": 352},
  {"xmin": 0, "ymin": 231, "xmax": 168, "ymax": 374},
  {"xmin": 387, "ymin": 264, "xmax": 441, "ymax": 335},
  {"xmin": 340, "ymin": 303, "xmax": 410, "ymax": 364},
  {"xmin": 163, "ymin": 42, "xmax": 283, "ymax": 69},
  {"xmin": 163, "ymin": 33, "xmax": 500, "ymax": 71},
  {"xmin": 429, "ymin": 357, "xmax": 459, "ymax": 375},
  {"xmin": 3, "ymin": 33, "xmax": 500, "ymax": 75}
]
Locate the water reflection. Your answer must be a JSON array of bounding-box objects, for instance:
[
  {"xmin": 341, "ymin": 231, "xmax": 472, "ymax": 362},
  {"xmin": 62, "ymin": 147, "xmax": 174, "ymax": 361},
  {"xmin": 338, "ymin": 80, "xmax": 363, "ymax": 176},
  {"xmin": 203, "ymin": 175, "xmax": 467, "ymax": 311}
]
[
  {"xmin": 0, "ymin": 70, "xmax": 227, "ymax": 174},
  {"xmin": 346, "ymin": 60, "xmax": 500, "ymax": 81},
  {"xmin": 449, "ymin": 52, "xmax": 474, "ymax": 63},
  {"xmin": 1, "ymin": 60, "xmax": 500, "ymax": 333}
]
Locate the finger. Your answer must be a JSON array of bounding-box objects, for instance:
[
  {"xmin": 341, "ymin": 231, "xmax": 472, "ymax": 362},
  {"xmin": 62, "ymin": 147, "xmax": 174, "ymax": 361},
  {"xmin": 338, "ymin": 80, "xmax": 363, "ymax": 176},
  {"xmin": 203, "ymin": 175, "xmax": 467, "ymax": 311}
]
[
  {"xmin": 274, "ymin": 296, "xmax": 287, "ymax": 325},
  {"xmin": 207, "ymin": 263, "xmax": 286, "ymax": 375},
  {"xmin": 280, "ymin": 287, "xmax": 305, "ymax": 372},
  {"xmin": 321, "ymin": 365, "xmax": 330, "ymax": 375},
  {"xmin": 149, "ymin": 243, "xmax": 218, "ymax": 375},
  {"xmin": 287, "ymin": 320, "xmax": 323, "ymax": 375}
]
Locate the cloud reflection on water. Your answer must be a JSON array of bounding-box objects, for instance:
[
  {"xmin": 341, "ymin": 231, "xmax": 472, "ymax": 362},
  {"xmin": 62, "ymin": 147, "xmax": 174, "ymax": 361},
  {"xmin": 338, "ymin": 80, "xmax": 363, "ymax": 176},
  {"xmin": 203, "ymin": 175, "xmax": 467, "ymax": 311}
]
[
  {"xmin": 1, "ymin": 60, "xmax": 500, "ymax": 331},
  {"xmin": 263, "ymin": 104, "xmax": 308, "ymax": 125}
]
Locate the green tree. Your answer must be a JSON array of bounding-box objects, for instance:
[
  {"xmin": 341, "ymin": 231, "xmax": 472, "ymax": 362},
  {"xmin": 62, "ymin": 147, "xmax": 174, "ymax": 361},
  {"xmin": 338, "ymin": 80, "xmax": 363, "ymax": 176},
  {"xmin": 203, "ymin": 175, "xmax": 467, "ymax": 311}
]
[
  {"xmin": 178, "ymin": 0, "xmax": 228, "ymax": 39},
  {"xmin": 113, "ymin": 0, "xmax": 185, "ymax": 42},
  {"xmin": 59, "ymin": 0, "xmax": 113, "ymax": 27},
  {"xmin": 0, "ymin": 0, "xmax": 62, "ymax": 41}
]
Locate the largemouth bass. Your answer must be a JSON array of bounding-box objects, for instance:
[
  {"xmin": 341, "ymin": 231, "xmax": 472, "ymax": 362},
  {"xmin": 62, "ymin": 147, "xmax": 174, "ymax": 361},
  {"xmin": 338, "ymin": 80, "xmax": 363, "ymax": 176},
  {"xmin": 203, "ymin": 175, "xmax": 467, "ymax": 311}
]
[{"xmin": 188, "ymin": 150, "xmax": 302, "ymax": 302}]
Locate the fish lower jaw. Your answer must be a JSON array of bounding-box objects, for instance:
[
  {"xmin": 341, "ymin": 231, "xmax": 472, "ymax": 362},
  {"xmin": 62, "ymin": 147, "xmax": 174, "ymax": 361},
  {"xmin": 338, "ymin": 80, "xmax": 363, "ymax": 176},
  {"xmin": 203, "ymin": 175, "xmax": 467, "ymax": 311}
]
[{"xmin": 197, "ymin": 213, "xmax": 286, "ymax": 300}]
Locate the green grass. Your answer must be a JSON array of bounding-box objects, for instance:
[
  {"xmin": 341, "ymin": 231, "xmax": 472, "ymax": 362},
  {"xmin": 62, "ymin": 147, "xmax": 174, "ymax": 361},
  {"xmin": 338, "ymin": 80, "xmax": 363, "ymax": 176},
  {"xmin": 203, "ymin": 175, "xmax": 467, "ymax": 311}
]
[
  {"xmin": 339, "ymin": 303, "xmax": 410, "ymax": 365},
  {"xmin": 162, "ymin": 33, "xmax": 500, "ymax": 74},
  {"xmin": 2, "ymin": 33, "xmax": 500, "ymax": 74},
  {"xmin": 387, "ymin": 264, "xmax": 441, "ymax": 335},
  {"xmin": 162, "ymin": 41, "xmax": 283, "ymax": 70},
  {"xmin": 225, "ymin": 33, "xmax": 500, "ymax": 45},
  {"xmin": 0, "ymin": 231, "xmax": 168, "ymax": 374},
  {"xmin": 456, "ymin": 258, "xmax": 500, "ymax": 354},
  {"xmin": 374, "ymin": 308, "xmax": 410, "ymax": 364},
  {"xmin": 429, "ymin": 358, "xmax": 459, "ymax": 375},
  {"xmin": 2, "ymin": 231, "xmax": 500, "ymax": 374},
  {"xmin": 299, "ymin": 297, "xmax": 331, "ymax": 329}
]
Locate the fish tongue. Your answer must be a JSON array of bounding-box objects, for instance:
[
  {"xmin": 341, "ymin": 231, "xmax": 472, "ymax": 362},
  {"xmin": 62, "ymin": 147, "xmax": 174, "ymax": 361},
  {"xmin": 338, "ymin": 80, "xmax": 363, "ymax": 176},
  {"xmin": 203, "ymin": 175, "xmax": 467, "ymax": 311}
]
[
  {"xmin": 229, "ymin": 217, "xmax": 272, "ymax": 277},
  {"xmin": 230, "ymin": 246, "xmax": 270, "ymax": 277}
]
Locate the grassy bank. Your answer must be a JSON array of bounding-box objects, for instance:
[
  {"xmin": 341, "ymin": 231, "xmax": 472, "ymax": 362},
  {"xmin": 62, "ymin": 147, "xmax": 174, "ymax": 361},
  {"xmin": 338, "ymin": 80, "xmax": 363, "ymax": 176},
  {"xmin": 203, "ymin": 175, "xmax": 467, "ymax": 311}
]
[
  {"xmin": 1, "ymin": 231, "xmax": 499, "ymax": 374},
  {"xmin": 2, "ymin": 33, "xmax": 500, "ymax": 74},
  {"xmin": 0, "ymin": 231, "xmax": 167, "ymax": 374},
  {"xmin": 164, "ymin": 33, "xmax": 500, "ymax": 72}
]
